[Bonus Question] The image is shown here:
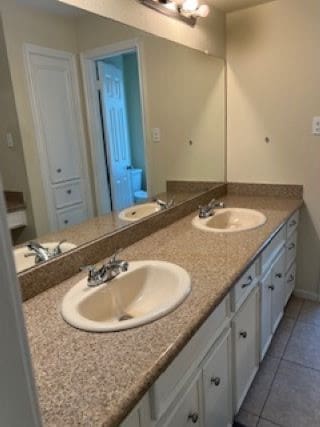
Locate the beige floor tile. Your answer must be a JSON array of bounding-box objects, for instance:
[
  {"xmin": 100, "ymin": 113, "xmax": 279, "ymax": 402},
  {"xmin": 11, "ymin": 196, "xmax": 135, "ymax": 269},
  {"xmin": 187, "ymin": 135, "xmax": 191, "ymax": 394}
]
[
  {"xmin": 284, "ymin": 296, "xmax": 304, "ymax": 319},
  {"xmin": 298, "ymin": 300, "xmax": 320, "ymax": 326},
  {"xmin": 262, "ymin": 360, "xmax": 320, "ymax": 427},
  {"xmin": 235, "ymin": 409, "xmax": 259, "ymax": 427},
  {"xmin": 242, "ymin": 356, "xmax": 280, "ymax": 416},
  {"xmin": 283, "ymin": 321, "xmax": 320, "ymax": 370},
  {"xmin": 258, "ymin": 419, "xmax": 281, "ymax": 427},
  {"xmin": 267, "ymin": 317, "xmax": 295, "ymax": 358}
]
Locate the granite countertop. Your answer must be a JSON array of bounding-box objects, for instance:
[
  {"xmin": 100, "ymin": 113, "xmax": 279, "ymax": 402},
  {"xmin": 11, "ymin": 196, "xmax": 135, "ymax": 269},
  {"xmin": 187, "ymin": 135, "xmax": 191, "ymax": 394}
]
[{"xmin": 23, "ymin": 195, "xmax": 303, "ymax": 426}]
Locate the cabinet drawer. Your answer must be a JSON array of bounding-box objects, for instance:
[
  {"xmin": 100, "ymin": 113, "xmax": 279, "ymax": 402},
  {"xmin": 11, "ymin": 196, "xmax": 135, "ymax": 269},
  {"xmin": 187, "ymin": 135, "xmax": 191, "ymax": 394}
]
[
  {"xmin": 53, "ymin": 181, "xmax": 83, "ymax": 209},
  {"xmin": 286, "ymin": 210, "xmax": 299, "ymax": 238},
  {"xmin": 285, "ymin": 263, "xmax": 296, "ymax": 305},
  {"xmin": 261, "ymin": 226, "xmax": 286, "ymax": 274},
  {"xmin": 57, "ymin": 204, "xmax": 87, "ymax": 229},
  {"xmin": 286, "ymin": 231, "xmax": 297, "ymax": 270},
  {"xmin": 150, "ymin": 296, "xmax": 229, "ymax": 420},
  {"xmin": 231, "ymin": 260, "xmax": 259, "ymax": 312},
  {"xmin": 202, "ymin": 329, "xmax": 232, "ymax": 427}
]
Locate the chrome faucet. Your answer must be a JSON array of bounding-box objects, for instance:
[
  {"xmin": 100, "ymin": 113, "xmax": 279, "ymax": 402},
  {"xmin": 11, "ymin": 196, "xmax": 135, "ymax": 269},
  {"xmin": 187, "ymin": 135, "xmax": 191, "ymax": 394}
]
[
  {"xmin": 25, "ymin": 240, "xmax": 67, "ymax": 264},
  {"xmin": 198, "ymin": 198, "xmax": 225, "ymax": 218},
  {"xmin": 81, "ymin": 249, "xmax": 129, "ymax": 288},
  {"xmin": 156, "ymin": 198, "xmax": 175, "ymax": 210}
]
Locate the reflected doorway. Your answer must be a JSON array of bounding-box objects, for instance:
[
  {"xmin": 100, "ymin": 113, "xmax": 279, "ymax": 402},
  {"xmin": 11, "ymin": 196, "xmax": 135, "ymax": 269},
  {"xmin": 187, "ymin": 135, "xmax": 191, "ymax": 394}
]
[{"xmin": 82, "ymin": 43, "xmax": 148, "ymax": 215}]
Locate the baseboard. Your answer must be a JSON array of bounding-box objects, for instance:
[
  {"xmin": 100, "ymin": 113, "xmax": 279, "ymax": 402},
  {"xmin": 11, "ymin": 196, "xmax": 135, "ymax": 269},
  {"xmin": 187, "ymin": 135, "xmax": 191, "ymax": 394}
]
[{"xmin": 294, "ymin": 289, "xmax": 319, "ymax": 302}]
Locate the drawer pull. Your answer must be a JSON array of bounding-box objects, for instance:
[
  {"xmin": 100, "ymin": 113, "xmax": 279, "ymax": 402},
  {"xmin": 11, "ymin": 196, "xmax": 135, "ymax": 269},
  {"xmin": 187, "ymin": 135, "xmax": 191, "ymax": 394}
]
[
  {"xmin": 239, "ymin": 331, "xmax": 247, "ymax": 338},
  {"xmin": 268, "ymin": 285, "xmax": 275, "ymax": 291},
  {"xmin": 275, "ymin": 273, "xmax": 282, "ymax": 279},
  {"xmin": 56, "ymin": 168, "xmax": 62, "ymax": 173},
  {"xmin": 289, "ymin": 220, "xmax": 297, "ymax": 227},
  {"xmin": 188, "ymin": 412, "xmax": 199, "ymax": 423},
  {"xmin": 288, "ymin": 243, "xmax": 296, "ymax": 250},
  {"xmin": 288, "ymin": 274, "xmax": 295, "ymax": 283},
  {"xmin": 241, "ymin": 275, "xmax": 253, "ymax": 289},
  {"xmin": 67, "ymin": 189, "xmax": 72, "ymax": 195},
  {"xmin": 211, "ymin": 376, "xmax": 221, "ymax": 386},
  {"xmin": 64, "ymin": 219, "xmax": 69, "ymax": 225}
]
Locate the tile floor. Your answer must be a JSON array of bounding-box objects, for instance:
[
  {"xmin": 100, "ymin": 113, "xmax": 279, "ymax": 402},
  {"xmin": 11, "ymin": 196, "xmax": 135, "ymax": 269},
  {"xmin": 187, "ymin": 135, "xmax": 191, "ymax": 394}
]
[{"xmin": 235, "ymin": 296, "xmax": 320, "ymax": 427}]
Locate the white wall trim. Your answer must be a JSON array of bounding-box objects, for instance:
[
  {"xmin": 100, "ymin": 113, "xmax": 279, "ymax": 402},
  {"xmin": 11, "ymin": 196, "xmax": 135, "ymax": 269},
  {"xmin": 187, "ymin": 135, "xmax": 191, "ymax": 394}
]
[
  {"xmin": 80, "ymin": 38, "xmax": 150, "ymax": 214},
  {"xmin": 0, "ymin": 178, "xmax": 41, "ymax": 426},
  {"xmin": 23, "ymin": 43, "xmax": 94, "ymax": 231}
]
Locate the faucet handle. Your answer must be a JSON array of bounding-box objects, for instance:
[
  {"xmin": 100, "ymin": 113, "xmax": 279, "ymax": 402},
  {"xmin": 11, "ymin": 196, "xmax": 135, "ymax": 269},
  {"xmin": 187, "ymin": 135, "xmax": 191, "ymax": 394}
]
[
  {"xmin": 80, "ymin": 265, "xmax": 98, "ymax": 279},
  {"xmin": 52, "ymin": 239, "xmax": 67, "ymax": 256}
]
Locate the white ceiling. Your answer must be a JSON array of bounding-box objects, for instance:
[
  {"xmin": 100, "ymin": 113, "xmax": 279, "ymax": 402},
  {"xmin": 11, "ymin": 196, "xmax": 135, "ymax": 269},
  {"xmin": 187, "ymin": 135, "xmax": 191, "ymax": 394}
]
[{"xmin": 208, "ymin": 0, "xmax": 277, "ymax": 13}]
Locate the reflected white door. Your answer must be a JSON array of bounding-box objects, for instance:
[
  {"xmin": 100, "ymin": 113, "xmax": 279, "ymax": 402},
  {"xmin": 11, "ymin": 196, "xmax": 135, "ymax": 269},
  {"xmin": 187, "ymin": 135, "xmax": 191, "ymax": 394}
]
[{"xmin": 98, "ymin": 61, "xmax": 133, "ymax": 211}]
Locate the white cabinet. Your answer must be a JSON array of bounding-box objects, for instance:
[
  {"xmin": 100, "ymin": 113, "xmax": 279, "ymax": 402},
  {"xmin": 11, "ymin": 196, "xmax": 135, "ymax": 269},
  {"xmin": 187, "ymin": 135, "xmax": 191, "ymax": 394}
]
[
  {"xmin": 285, "ymin": 263, "xmax": 296, "ymax": 305},
  {"xmin": 232, "ymin": 287, "xmax": 259, "ymax": 413},
  {"xmin": 202, "ymin": 329, "xmax": 232, "ymax": 427},
  {"xmin": 270, "ymin": 248, "xmax": 286, "ymax": 333},
  {"xmin": 260, "ymin": 269, "xmax": 273, "ymax": 360},
  {"xmin": 122, "ymin": 407, "xmax": 140, "ymax": 427}
]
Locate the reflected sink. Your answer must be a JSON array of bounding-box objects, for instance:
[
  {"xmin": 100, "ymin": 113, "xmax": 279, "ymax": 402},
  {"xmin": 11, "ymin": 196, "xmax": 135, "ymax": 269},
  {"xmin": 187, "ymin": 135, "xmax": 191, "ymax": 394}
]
[
  {"xmin": 61, "ymin": 261, "xmax": 191, "ymax": 332},
  {"xmin": 192, "ymin": 208, "xmax": 267, "ymax": 233},
  {"xmin": 118, "ymin": 202, "xmax": 161, "ymax": 222},
  {"xmin": 14, "ymin": 241, "xmax": 76, "ymax": 273}
]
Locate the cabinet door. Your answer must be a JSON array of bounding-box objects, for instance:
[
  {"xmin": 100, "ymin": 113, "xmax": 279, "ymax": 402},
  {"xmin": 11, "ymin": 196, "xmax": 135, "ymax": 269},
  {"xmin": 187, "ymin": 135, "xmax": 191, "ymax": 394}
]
[
  {"xmin": 166, "ymin": 375, "xmax": 201, "ymax": 427},
  {"xmin": 121, "ymin": 407, "xmax": 140, "ymax": 427},
  {"xmin": 232, "ymin": 288, "xmax": 259, "ymax": 413},
  {"xmin": 260, "ymin": 270, "xmax": 273, "ymax": 361},
  {"xmin": 202, "ymin": 330, "xmax": 232, "ymax": 427},
  {"xmin": 271, "ymin": 249, "xmax": 286, "ymax": 333}
]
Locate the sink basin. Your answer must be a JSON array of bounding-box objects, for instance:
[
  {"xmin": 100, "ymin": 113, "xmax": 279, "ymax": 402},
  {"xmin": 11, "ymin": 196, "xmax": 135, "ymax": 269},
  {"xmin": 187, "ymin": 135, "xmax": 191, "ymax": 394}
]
[
  {"xmin": 61, "ymin": 261, "xmax": 191, "ymax": 332},
  {"xmin": 14, "ymin": 241, "xmax": 76, "ymax": 273},
  {"xmin": 118, "ymin": 202, "xmax": 161, "ymax": 222},
  {"xmin": 192, "ymin": 208, "xmax": 267, "ymax": 233}
]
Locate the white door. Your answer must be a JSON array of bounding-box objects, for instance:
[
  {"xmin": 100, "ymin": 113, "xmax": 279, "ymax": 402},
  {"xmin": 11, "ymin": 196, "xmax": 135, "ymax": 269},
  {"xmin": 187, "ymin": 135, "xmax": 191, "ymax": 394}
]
[
  {"xmin": 25, "ymin": 44, "xmax": 92, "ymax": 232},
  {"xmin": 98, "ymin": 61, "xmax": 133, "ymax": 211}
]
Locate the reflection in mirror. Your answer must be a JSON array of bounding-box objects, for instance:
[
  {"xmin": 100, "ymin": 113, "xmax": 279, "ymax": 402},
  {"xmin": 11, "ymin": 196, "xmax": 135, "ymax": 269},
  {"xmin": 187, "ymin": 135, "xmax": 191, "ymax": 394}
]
[{"xmin": 0, "ymin": 0, "xmax": 225, "ymax": 273}]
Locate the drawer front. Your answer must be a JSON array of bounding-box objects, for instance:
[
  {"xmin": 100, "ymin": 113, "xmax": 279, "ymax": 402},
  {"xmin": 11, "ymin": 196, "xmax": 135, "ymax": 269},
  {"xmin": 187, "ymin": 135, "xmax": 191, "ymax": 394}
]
[
  {"xmin": 57, "ymin": 204, "xmax": 87, "ymax": 229},
  {"xmin": 285, "ymin": 263, "xmax": 296, "ymax": 305},
  {"xmin": 261, "ymin": 226, "xmax": 286, "ymax": 274},
  {"xmin": 232, "ymin": 287, "xmax": 259, "ymax": 413},
  {"xmin": 231, "ymin": 260, "xmax": 258, "ymax": 312},
  {"xmin": 286, "ymin": 210, "xmax": 299, "ymax": 238},
  {"xmin": 286, "ymin": 231, "xmax": 298, "ymax": 270},
  {"xmin": 150, "ymin": 296, "xmax": 229, "ymax": 420},
  {"xmin": 7, "ymin": 210, "xmax": 28, "ymax": 230},
  {"xmin": 53, "ymin": 181, "xmax": 83, "ymax": 209},
  {"xmin": 202, "ymin": 329, "xmax": 232, "ymax": 427},
  {"xmin": 165, "ymin": 374, "xmax": 201, "ymax": 427}
]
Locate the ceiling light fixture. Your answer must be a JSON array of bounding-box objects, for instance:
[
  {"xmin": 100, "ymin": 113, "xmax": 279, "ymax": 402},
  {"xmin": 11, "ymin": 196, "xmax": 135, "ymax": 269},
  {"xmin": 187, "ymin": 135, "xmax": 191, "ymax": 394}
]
[{"xmin": 139, "ymin": 0, "xmax": 210, "ymax": 27}]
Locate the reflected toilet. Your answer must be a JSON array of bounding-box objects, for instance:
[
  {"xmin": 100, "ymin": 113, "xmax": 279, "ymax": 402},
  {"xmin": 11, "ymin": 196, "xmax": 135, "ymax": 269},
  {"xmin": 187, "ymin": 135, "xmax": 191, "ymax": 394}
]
[{"xmin": 129, "ymin": 169, "xmax": 148, "ymax": 204}]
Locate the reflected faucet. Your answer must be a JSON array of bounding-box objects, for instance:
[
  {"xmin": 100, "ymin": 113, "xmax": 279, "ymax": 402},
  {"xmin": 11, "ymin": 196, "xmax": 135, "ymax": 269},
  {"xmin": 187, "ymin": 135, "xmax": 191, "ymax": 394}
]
[
  {"xmin": 81, "ymin": 249, "xmax": 129, "ymax": 288},
  {"xmin": 156, "ymin": 198, "xmax": 175, "ymax": 210},
  {"xmin": 25, "ymin": 240, "xmax": 67, "ymax": 264},
  {"xmin": 198, "ymin": 198, "xmax": 225, "ymax": 218}
]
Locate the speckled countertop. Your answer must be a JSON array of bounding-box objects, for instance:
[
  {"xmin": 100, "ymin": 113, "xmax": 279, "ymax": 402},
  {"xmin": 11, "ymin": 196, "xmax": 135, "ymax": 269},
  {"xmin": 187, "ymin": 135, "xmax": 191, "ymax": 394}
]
[{"xmin": 23, "ymin": 195, "xmax": 303, "ymax": 427}]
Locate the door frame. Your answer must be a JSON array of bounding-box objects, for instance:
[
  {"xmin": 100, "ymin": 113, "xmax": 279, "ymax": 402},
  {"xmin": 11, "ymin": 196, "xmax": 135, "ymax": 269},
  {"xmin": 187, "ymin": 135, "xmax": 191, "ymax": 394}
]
[
  {"xmin": 23, "ymin": 43, "xmax": 94, "ymax": 231},
  {"xmin": 0, "ymin": 178, "xmax": 41, "ymax": 426},
  {"xmin": 80, "ymin": 39, "xmax": 150, "ymax": 215}
]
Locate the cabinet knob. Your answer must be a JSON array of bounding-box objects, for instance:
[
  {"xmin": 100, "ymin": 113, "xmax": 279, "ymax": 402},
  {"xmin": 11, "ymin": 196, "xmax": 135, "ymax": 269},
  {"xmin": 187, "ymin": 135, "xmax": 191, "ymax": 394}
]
[
  {"xmin": 241, "ymin": 275, "xmax": 253, "ymax": 289},
  {"xmin": 64, "ymin": 219, "xmax": 69, "ymax": 225},
  {"xmin": 211, "ymin": 376, "xmax": 221, "ymax": 386},
  {"xmin": 67, "ymin": 189, "xmax": 72, "ymax": 195},
  {"xmin": 188, "ymin": 412, "xmax": 199, "ymax": 423},
  {"xmin": 288, "ymin": 274, "xmax": 295, "ymax": 283},
  {"xmin": 239, "ymin": 331, "xmax": 247, "ymax": 338},
  {"xmin": 275, "ymin": 273, "xmax": 282, "ymax": 278},
  {"xmin": 268, "ymin": 285, "xmax": 275, "ymax": 291},
  {"xmin": 289, "ymin": 220, "xmax": 297, "ymax": 227},
  {"xmin": 56, "ymin": 168, "xmax": 62, "ymax": 173},
  {"xmin": 288, "ymin": 243, "xmax": 295, "ymax": 250}
]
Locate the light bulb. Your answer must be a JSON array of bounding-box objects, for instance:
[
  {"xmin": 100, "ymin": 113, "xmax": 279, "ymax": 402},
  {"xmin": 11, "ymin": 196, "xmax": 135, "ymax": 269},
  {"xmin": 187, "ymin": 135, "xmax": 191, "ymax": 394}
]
[
  {"xmin": 182, "ymin": 0, "xmax": 199, "ymax": 12},
  {"xmin": 196, "ymin": 4, "xmax": 210, "ymax": 17}
]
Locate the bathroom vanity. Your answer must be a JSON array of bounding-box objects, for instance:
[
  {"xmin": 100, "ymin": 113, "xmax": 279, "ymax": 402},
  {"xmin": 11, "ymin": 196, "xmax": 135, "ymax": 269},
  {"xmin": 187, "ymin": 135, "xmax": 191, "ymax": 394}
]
[{"xmin": 22, "ymin": 193, "xmax": 302, "ymax": 427}]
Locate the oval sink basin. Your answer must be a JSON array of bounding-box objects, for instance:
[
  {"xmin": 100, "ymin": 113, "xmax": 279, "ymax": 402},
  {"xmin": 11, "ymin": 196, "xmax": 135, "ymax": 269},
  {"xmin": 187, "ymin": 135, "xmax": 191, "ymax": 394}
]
[
  {"xmin": 61, "ymin": 261, "xmax": 191, "ymax": 332},
  {"xmin": 192, "ymin": 208, "xmax": 267, "ymax": 233},
  {"xmin": 14, "ymin": 241, "xmax": 76, "ymax": 273},
  {"xmin": 118, "ymin": 202, "xmax": 161, "ymax": 222}
]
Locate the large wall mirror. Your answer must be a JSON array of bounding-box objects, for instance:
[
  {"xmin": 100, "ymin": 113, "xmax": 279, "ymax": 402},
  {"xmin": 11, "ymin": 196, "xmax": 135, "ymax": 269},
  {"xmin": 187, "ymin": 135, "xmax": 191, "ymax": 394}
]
[{"xmin": 0, "ymin": 0, "xmax": 225, "ymax": 274}]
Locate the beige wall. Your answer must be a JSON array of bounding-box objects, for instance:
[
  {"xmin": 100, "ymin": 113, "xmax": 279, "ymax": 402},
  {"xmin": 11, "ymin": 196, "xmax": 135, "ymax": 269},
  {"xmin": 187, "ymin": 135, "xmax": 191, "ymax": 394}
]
[
  {"xmin": 0, "ymin": 15, "xmax": 35, "ymax": 243},
  {"xmin": 1, "ymin": 1, "xmax": 79, "ymax": 236},
  {"xmin": 58, "ymin": 0, "xmax": 226, "ymax": 58},
  {"xmin": 76, "ymin": 14, "xmax": 225, "ymax": 194},
  {"xmin": 227, "ymin": 0, "xmax": 320, "ymax": 298}
]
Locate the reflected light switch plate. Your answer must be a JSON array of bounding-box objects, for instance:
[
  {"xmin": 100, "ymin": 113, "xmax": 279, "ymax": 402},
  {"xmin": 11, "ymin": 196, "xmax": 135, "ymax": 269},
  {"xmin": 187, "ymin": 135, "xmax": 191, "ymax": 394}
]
[
  {"xmin": 152, "ymin": 128, "xmax": 160, "ymax": 142},
  {"xmin": 6, "ymin": 132, "xmax": 14, "ymax": 148},
  {"xmin": 312, "ymin": 117, "xmax": 320, "ymax": 136}
]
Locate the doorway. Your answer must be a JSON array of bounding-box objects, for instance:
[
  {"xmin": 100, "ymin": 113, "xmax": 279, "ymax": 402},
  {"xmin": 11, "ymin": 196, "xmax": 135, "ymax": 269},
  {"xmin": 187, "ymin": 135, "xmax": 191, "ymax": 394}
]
[{"xmin": 81, "ymin": 42, "xmax": 148, "ymax": 215}]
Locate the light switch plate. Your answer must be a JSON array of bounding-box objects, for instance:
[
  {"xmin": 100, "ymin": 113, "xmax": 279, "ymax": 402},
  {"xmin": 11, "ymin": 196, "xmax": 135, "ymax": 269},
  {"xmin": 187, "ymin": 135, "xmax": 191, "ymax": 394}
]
[
  {"xmin": 6, "ymin": 132, "xmax": 14, "ymax": 148},
  {"xmin": 312, "ymin": 117, "xmax": 320, "ymax": 136},
  {"xmin": 152, "ymin": 128, "xmax": 160, "ymax": 143}
]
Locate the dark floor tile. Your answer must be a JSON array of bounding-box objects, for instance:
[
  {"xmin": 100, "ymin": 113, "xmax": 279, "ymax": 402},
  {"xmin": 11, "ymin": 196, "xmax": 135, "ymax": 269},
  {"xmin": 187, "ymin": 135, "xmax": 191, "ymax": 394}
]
[
  {"xmin": 241, "ymin": 356, "xmax": 280, "ymax": 416},
  {"xmin": 258, "ymin": 419, "xmax": 281, "ymax": 427},
  {"xmin": 235, "ymin": 409, "xmax": 259, "ymax": 427},
  {"xmin": 262, "ymin": 360, "xmax": 320, "ymax": 426},
  {"xmin": 284, "ymin": 296, "xmax": 304, "ymax": 319},
  {"xmin": 298, "ymin": 300, "xmax": 320, "ymax": 326},
  {"xmin": 283, "ymin": 321, "xmax": 320, "ymax": 371},
  {"xmin": 267, "ymin": 317, "xmax": 295, "ymax": 359}
]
